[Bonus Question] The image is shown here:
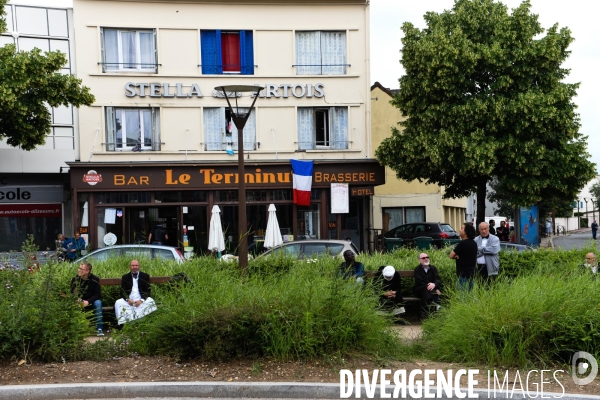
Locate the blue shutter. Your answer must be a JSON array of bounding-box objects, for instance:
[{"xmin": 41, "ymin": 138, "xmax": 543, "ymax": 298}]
[
  {"xmin": 240, "ymin": 30, "xmax": 254, "ymax": 75},
  {"xmin": 201, "ymin": 30, "xmax": 223, "ymax": 74}
]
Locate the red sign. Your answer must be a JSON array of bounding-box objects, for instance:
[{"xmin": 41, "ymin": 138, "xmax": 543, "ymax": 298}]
[{"xmin": 0, "ymin": 204, "xmax": 62, "ymax": 218}]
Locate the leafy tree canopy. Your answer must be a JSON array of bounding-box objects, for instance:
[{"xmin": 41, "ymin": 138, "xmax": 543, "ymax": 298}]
[
  {"xmin": 0, "ymin": 0, "xmax": 94, "ymax": 150},
  {"xmin": 375, "ymin": 0, "xmax": 596, "ymax": 224}
]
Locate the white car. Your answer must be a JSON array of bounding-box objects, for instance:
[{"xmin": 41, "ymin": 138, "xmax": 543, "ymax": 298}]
[
  {"xmin": 257, "ymin": 240, "xmax": 358, "ymax": 259},
  {"xmin": 76, "ymin": 244, "xmax": 185, "ymax": 264}
]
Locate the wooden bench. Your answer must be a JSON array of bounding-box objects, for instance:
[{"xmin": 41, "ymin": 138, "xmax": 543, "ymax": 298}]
[{"xmin": 99, "ymin": 276, "xmax": 171, "ymax": 313}]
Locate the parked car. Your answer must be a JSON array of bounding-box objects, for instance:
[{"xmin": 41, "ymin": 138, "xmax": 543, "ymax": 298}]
[
  {"xmin": 76, "ymin": 244, "xmax": 185, "ymax": 264},
  {"xmin": 383, "ymin": 222, "xmax": 459, "ymax": 249},
  {"xmin": 499, "ymin": 242, "xmax": 532, "ymax": 252},
  {"xmin": 256, "ymin": 240, "xmax": 358, "ymax": 259}
]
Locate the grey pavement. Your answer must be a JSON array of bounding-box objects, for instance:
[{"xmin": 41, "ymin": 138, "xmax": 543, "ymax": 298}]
[
  {"xmin": 1, "ymin": 381, "xmax": 599, "ymax": 399},
  {"xmin": 552, "ymin": 229, "xmax": 598, "ymax": 250}
]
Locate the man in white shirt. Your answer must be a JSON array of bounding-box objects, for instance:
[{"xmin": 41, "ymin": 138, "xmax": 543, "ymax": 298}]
[
  {"xmin": 474, "ymin": 222, "xmax": 500, "ymax": 284},
  {"xmin": 114, "ymin": 260, "xmax": 157, "ymax": 325}
]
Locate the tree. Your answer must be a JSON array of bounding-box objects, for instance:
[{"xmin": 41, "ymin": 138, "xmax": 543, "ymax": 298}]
[
  {"xmin": 589, "ymin": 182, "xmax": 600, "ymax": 207},
  {"xmin": 375, "ymin": 0, "xmax": 596, "ymax": 227},
  {"xmin": 0, "ymin": 0, "xmax": 94, "ymax": 150}
]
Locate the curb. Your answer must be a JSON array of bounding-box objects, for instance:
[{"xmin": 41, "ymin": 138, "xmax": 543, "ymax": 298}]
[{"xmin": 0, "ymin": 382, "xmax": 599, "ymax": 399}]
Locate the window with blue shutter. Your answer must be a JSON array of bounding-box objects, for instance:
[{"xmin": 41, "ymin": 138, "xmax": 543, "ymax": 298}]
[{"xmin": 200, "ymin": 30, "xmax": 254, "ymax": 75}]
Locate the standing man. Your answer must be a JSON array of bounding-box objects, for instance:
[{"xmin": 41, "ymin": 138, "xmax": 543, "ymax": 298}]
[
  {"xmin": 474, "ymin": 222, "xmax": 500, "ymax": 284},
  {"xmin": 71, "ymin": 262, "xmax": 104, "ymax": 336},
  {"xmin": 591, "ymin": 220, "xmax": 598, "ymax": 240},
  {"xmin": 413, "ymin": 253, "xmax": 442, "ymax": 318},
  {"xmin": 148, "ymin": 223, "xmax": 168, "ymax": 245},
  {"xmin": 449, "ymin": 223, "xmax": 478, "ymax": 291},
  {"xmin": 488, "ymin": 219, "xmax": 496, "ymax": 235},
  {"xmin": 496, "ymin": 221, "xmax": 509, "ymax": 242},
  {"xmin": 114, "ymin": 260, "xmax": 157, "ymax": 325},
  {"xmin": 67, "ymin": 232, "xmax": 86, "ymax": 262}
]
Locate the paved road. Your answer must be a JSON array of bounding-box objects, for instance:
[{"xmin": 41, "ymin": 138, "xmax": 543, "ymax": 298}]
[{"xmin": 552, "ymin": 232, "xmax": 597, "ymax": 250}]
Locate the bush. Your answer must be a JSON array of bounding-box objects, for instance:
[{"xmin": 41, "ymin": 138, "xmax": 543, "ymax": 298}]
[{"xmin": 422, "ymin": 271, "xmax": 600, "ymax": 367}]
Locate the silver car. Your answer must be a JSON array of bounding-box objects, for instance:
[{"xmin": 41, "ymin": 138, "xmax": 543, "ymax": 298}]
[
  {"xmin": 76, "ymin": 244, "xmax": 185, "ymax": 264},
  {"xmin": 257, "ymin": 240, "xmax": 358, "ymax": 259}
]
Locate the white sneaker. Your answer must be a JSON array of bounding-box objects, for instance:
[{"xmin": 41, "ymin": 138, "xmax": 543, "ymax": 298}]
[{"xmin": 96, "ymin": 329, "xmax": 104, "ymax": 337}]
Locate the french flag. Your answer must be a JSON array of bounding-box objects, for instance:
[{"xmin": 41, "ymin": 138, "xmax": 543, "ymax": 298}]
[{"xmin": 291, "ymin": 159, "xmax": 313, "ymax": 206}]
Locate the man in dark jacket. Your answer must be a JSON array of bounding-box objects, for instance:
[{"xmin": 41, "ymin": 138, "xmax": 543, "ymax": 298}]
[
  {"xmin": 338, "ymin": 250, "xmax": 364, "ymax": 281},
  {"xmin": 413, "ymin": 253, "xmax": 442, "ymax": 318},
  {"xmin": 373, "ymin": 265, "xmax": 404, "ymax": 316},
  {"xmin": 71, "ymin": 262, "xmax": 103, "ymax": 336},
  {"xmin": 148, "ymin": 223, "xmax": 168, "ymax": 245},
  {"xmin": 114, "ymin": 260, "xmax": 157, "ymax": 325}
]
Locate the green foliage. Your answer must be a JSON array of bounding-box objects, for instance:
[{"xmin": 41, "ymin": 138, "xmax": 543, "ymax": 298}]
[
  {"xmin": 0, "ymin": 263, "xmax": 89, "ymax": 362},
  {"xmin": 0, "ymin": 2, "xmax": 94, "ymax": 150},
  {"xmin": 376, "ymin": 0, "xmax": 595, "ymax": 224},
  {"xmin": 590, "ymin": 182, "xmax": 600, "ymax": 206},
  {"xmin": 422, "ymin": 272, "xmax": 600, "ymax": 367}
]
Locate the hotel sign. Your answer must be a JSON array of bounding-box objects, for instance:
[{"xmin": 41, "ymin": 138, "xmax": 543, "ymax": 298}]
[{"xmin": 70, "ymin": 163, "xmax": 385, "ymax": 191}]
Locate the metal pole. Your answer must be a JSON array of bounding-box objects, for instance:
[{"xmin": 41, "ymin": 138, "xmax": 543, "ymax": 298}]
[
  {"xmin": 578, "ymin": 200, "xmax": 580, "ymax": 229},
  {"xmin": 237, "ymin": 124, "xmax": 248, "ymax": 269}
]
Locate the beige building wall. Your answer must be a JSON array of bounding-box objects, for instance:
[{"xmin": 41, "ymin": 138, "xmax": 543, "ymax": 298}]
[
  {"xmin": 73, "ymin": 0, "xmax": 371, "ymax": 164},
  {"xmin": 370, "ymin": 83, "xmax": 466, "ymax": 231}
]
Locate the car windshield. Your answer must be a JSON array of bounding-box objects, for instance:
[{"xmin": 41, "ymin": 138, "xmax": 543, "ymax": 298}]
[{"xmin": 440, "ymin": 224, "xmax": 455, "ymax": 232}]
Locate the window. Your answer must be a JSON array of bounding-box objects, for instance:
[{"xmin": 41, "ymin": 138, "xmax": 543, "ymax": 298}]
[
  {"xmin": 101, "ymin": 28, "xmax": 157, "ymax": 72},
  {"xmin": 297, "ymin": 107, "xmax": 348, "ymax": 150},
  {"xmin": 203, "ymin": 107, "xmax": 256, "ymax": 151},
  {"xmin": 295, "ymin": 31, "xmax": 346, "ymax": 75},
  {"xmin": 383, "ymin": 207, "xmax": 426, "ymax": 232},
  {"xmin": 105, "ymin": 107, "xmax": 161, "ymax": 151},
  {"xmin": 200, "ymin": 30, "xmax": 254, "ymax": 75}
]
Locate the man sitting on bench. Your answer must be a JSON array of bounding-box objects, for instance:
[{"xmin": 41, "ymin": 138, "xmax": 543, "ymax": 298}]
[
  {"xmin": 413, "ymin": 253, "xmax": 442, "ymax": 318},
  {"xmin": 115, "ymin": 260, "xmax": 157, "ymax": 325},
  {"xmin": 71, "ymin": 261, "xmax": 104, "ymax": 336},
  {"xmin": 374, "ymin": 265, "xmax": 404, "ymax": 317}
]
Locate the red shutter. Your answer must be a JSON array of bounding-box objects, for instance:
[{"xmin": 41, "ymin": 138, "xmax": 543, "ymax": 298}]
[{"xmin": 221, "ymin": 32, "xmax": 240, "ymax": 72}]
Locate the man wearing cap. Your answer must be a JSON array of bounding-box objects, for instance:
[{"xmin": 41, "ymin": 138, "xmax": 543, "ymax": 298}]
[
  {"xmin": 374, "ymin": 265, "xmax": 404, "ymax": 316},
  {"xmin": 114, "ymin": 260, "xmax": 157, "ymax": 325},
  {"xmin": 413, "ymin": 253, "xmax": 442, "ymax": 318},
  {"xmin": 338, "ymin": 250, "xmax": 364, "ymax": 281}
]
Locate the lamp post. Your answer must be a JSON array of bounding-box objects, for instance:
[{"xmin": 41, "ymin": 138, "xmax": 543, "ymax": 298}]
[
  {"xmin": 584, "ymin": 198, "xmax": 589, "ymax": 227},
  {"xmin": 214, "ymin": 85, "xmax": 264, "ymax": 270}
]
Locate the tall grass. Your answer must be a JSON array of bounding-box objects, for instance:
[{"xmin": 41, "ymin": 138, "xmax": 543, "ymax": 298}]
[{"xmin": 422, "ymin": 270, "xmax": 600, "ymax": 367}]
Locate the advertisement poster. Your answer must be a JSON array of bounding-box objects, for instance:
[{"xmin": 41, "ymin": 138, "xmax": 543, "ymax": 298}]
[
  {"xmin": 331, "ymin": 183, "xmax": 349, "ymax": 214},
  {"xmin": 519, "ymin": 206, "xmax": 539, "ymax": 247}
]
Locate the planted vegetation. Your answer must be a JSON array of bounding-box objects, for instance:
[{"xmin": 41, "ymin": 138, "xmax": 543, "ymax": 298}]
[{"xmin": 1, "ymin": 243, "xmax": 598, "ymax": 369}]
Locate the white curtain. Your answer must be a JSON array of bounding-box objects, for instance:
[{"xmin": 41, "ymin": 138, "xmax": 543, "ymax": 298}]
[
  {"xmin": 331, "ymin": 107, "xmax": 348, "ymax": 149},
  {"xmin": 142, "ymin": 109, "xmax": 152, "ymax": 147},
  {"xmin": 321, "ymin": 32, "xmax": 346, "ymax": 75},
  {"xmin": 297, "ymin": 108, "xmax": 314, "ymax": 150},
  {"xmin": 204, "ymin": 107, "xmax": 225, "ymax": 150},
  {"xmin": 231, "ymin": 108, "xmax": 256, "ymax": 151},
  {"xmin": 121, "ymin": 31, "xmax": 136, "ymax": 69},
  {"xmin": 406, "ymin": 207, "xmax": 425, "ymax": 223},
  {"xmin": 295, "ymin": 31, "xmax": 321, "ymax": 75},
  {"xmin": 124, "ymin": 109, "xmax": 141, "ymax": 147},
  {"xmin": 103, "ymin": 29, "xmax": 119, "ymax": 71},
  {"xmin": 139, "ymin": 31, "xmax": 154, "ymax": 70}
]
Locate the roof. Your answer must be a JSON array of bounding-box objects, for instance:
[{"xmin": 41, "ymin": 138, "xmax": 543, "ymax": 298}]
[{"xmin": 370, "ymin": 81, "xmax": 399, "ymax": 98}]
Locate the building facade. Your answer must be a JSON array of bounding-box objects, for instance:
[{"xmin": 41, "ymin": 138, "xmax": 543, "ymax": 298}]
[
  {"xmin": 70, "ymin": 0, "xmax": 381, "ymax": 253},
  {"xmin": 0, "ymin": 2, "xmax": 78, "ymax": 251},
  {"xmin": 370, "ymin": 82, "xmax": 466, "ymax": 234}
]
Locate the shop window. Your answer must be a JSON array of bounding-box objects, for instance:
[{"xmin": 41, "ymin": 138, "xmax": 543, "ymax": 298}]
[
  {"xmin": 105, "ymin": 107, "xmax": 160, "ymax": 151},
  {"xmin": 269, "ymin": 190, "xmax": 292, "ymax": 201},
  {"xmin": 215, "ymin": 191, "xmax": 238, "ymax": 202},
  {"xmin": 95, "ymin": 192, "xmax": 152, "ymax": 204},
  {"xmin": 295, "ymin": 31, "xmax": 346, "ymax": 75},
  {"xmin": 204, "ymin": 107, "xmax": 256, "ymax": 151},
  {"xmin": 155, "ymin": 191, "xmax": 207, "ymax": 203},
  {"xmin": 382, "ymin": 207, "xmax": 425, "ymax": 232},
  {"xmin": 200, "ymin": 30, "xmax": 254, "ymax": 75},
  {"xmin": 297, "ymin": 107, "xmax": 348, "ymax": 150},
  {"xmin": 101, "ymin": 28, "xmax": 157, "ymax": 72}
]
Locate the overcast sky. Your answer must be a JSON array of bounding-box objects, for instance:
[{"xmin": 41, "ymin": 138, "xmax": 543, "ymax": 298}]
[
  {"xmin": 19, "ymin": 0, "xmax": 599, "ymax": 170},
  {"xmin": 371, "ymin": 0, "xmax": 600, "ymax": 170}
]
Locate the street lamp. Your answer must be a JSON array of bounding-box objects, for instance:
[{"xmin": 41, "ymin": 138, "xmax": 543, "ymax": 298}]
[
  {"xmin": 214, "ymin": 85, "xmax": 264, "ymax": 270},
  {"xmin": 584, "ymin": 198, "xmax": 589, "ymax": 227}
]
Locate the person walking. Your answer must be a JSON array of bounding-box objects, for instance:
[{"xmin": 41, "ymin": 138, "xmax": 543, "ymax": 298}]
[{"xmin": 591, "ymin": 220, "xmax": 598, "ymax": 240}]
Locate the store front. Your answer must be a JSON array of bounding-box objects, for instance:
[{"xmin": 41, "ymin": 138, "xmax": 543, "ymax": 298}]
[{"xmin": 69, "ymin": 161, "xmax": 384, "ymax": 254}]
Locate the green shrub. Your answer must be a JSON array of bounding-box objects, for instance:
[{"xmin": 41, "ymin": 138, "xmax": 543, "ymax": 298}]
[
  {"xmin": 0, "ymin": 263, "xmax": 89, "ymax": 362},
  {"xmin": 422, "ymin": 271, "xmax": 600, "ymax": 367}
]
